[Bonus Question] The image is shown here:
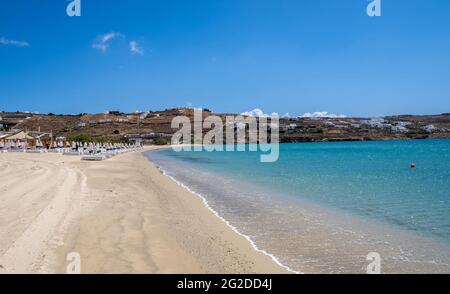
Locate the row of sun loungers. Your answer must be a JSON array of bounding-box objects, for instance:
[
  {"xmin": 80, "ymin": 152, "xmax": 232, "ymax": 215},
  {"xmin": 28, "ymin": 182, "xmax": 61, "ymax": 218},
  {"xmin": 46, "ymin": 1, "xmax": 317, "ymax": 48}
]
[
  {"xmin": 0, "ymin": 143, "xmax": 143, "ymax": 161},
  {"xmin": 78, "ymin": 143, "xmax": 143, "ymax": 161}
]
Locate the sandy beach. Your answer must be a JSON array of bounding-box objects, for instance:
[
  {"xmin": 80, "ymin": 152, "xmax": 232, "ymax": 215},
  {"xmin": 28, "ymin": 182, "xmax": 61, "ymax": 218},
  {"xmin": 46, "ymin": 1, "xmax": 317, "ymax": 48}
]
[{"xmin": 0, "ymin": 148, "xmax": 287, "ymax": 274}]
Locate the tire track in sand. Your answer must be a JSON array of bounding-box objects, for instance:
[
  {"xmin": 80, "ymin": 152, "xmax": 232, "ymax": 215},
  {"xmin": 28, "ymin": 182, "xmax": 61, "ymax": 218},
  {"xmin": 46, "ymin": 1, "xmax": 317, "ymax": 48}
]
[{"xmin": 0, "ymin": 163, "xmax": 84, "ymax": 273}]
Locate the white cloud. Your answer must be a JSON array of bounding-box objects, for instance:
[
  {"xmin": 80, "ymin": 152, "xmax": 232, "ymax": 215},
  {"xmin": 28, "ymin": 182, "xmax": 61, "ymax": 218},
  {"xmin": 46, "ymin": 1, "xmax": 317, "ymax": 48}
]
[
  {"xmin": 241, "ymin": 108, "xmax": 279, "ymax": 118},
  {"xmin": 301, "ymin": 112, "xmax": 347, "ymax": 118},
  {"xmin": 0, "ymin": 37, "xmax": 29, "ymax": 47},
  {"xmin": 129, "ymin": 40, "xmax": 144, "ymax": 55},
  {"xmin": 92, "ymin": 32, "xmax": 123, "ymax": 52}
]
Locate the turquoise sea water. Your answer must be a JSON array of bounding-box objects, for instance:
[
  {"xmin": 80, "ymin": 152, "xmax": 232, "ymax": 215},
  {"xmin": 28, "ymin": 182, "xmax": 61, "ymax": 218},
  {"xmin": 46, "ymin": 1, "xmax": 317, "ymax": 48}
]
[{"xmin": 146, "ymin": 140, "xmax": 450, "ymax": 273}]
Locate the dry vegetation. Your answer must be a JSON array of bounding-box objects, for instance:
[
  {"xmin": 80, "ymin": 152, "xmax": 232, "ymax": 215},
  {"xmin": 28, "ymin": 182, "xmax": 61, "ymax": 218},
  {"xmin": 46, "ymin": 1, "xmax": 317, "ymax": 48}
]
[{"xmin": 1, "ymin": 109, "xmax": 450, "ymax": 143}]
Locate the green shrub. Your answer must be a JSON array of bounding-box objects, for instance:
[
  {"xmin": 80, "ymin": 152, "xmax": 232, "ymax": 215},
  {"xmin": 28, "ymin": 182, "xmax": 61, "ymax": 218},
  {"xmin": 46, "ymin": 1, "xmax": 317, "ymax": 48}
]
[{"xmin": 153, "ymin": 135, "xmax": 171, "ymax": 145}]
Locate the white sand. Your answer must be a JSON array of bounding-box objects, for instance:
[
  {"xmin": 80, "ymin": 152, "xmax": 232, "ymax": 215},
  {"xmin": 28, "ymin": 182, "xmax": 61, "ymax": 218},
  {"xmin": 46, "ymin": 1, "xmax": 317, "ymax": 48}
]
[{"xmin": 0, "ymin": 149, "xmax": 287, "ymax": 274}]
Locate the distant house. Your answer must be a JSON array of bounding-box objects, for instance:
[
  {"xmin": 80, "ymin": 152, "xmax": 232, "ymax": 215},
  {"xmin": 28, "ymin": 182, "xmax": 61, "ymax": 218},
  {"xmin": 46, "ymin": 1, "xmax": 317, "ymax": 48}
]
[
  {"xmin": 287, "ymin": 123, "xmax": 298, "ymax": 130},
  {"xmin": 423, "ymin": 124, "xmax": 438, "ymax": 133},
  {"xmin": 362, "ymin": 118, "xmax": 390, "ymax": 129},
  {"xmin": 139, "ymin": 112, "xmax": 149, "ymax": 120},
  {"xmin": 126, "ymin": 132, "xmax": 170, "ymax": 144},
  {"xmin": 115, "ymin": 118, "xmax": 128, "ymax": 122}
]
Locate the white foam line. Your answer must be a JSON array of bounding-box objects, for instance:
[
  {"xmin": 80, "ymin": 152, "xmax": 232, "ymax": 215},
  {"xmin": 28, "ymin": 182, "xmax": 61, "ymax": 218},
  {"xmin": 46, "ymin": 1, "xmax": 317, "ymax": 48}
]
[{"xmin": 151, "ymin": 161, "xmax": 302, "ymax": 274}]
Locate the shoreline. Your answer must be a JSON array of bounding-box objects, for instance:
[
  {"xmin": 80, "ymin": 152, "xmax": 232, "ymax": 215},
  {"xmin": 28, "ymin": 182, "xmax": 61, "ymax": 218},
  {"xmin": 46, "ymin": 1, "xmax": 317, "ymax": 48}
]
[
  {"xmin": 148, "ymin": 155, "xmax": 300, "ymax": 274},
  {"xmin": 0, "ymin": 148, "xmax": 288, "ymax": 274},
  {"xmin": 145, "ymin": 145, "xmax": 299, "ymax": 273},
  {"xmin": 148, "ymin": 145, "xmax": 450, "ymax": 274},
  {"xmin": 2, "ymin": 144, "xmax": 448, "ymax": 273}
]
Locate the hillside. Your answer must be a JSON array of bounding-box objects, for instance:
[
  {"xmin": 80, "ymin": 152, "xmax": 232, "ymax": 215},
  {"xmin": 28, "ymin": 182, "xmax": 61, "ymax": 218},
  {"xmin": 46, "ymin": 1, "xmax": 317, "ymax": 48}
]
[{"xmin": 1, "ymin": 109, "xmax": 450, "ymax": 143}]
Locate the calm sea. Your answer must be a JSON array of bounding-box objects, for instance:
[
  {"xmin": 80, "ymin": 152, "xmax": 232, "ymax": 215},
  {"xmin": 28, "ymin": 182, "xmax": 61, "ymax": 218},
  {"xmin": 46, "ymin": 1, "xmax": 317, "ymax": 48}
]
[{"xmin": 145, "ymin": 140, "xmax": 450, "ymax": 273}]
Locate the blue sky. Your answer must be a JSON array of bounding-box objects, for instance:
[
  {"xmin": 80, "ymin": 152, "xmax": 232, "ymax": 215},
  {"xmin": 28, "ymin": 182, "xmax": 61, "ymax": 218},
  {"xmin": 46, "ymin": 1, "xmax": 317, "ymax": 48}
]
[{"xmin": 1, "ymin": 0, "xmax": 449, "ymax": 116}]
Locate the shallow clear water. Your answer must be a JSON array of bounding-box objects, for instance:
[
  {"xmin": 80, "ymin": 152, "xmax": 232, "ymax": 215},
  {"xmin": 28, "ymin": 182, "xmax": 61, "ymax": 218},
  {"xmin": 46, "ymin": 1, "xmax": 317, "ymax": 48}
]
[{"xmin": 146, "ymin": 140, "xmax": 450, "ymax": 273}]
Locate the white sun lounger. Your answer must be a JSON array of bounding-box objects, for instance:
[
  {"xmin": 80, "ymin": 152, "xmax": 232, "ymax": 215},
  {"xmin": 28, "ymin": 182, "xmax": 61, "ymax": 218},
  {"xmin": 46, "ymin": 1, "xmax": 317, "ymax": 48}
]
[
  {"xmin": 81, "ymin": 155, "xmax": 106, "ymax": 161},
  {"xmin": 27, "ymin": 149, "xmax": 46, "ymax": 154},
  {"xmin": 8, "ymin": 149, "xmax": 26, "ymax": 153},
  {"xmin": 63, "ymin": 151, "xmax": 83, "ymax": 156}
]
